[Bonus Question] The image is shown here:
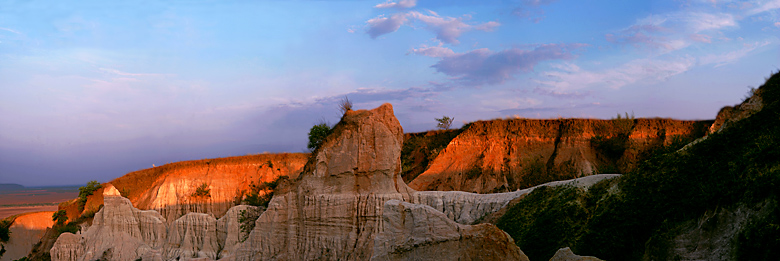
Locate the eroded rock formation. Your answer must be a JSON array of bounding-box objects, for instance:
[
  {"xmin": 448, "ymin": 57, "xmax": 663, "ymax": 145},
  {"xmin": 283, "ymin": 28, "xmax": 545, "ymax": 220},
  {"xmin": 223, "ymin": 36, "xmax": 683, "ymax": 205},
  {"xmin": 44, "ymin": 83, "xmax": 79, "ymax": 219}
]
[
  {"xmin": 408, "ymin": 118, "xmax": 710, "ymax": 193},
  {"xmin": 60, "ymin": 153, "xmax": 309, "ymax": 224},
  {"xmin": 51, "ymin": 184, "xmax": 253, "ymax": 261},
  {"xmin": 549, "ymin": 247, "xmax": 603, "ymax": 261},
  {"xmin": 51, "ymin": 103, "xmax": 623, "ymax": 260},
  {"xmin": 373, "ymin": 200, "xmax": 527, "ymax": 261},
  {"xmin": 0, "ymin": 211, "xmax": 55, "ymax": 261}
]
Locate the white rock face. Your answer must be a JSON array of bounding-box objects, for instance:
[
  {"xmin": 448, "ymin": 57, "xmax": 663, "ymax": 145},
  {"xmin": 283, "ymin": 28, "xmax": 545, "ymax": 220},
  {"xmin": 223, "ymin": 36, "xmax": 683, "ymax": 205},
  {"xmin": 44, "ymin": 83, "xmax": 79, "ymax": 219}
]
[
  {"xmin": 412, "ymin": 174, "xmax": 620, "ymax": 225},
  {"xmin": 50, "ymin": 184, "xmax": 248, "ymax": 261},
  {"xmin": 165, "ymin": 213, "xmax": 220, "ymax": 260},
  {"xmin": 372, "ymin": 200, "xmax": 528, "ymax": 261},
  {"xmin": 50, "ymin": 104, "xmax": 616, "ymax": 261},
  {"xmin": 549, "ymin": 247, "xmax": 603, "ymax": 261}
]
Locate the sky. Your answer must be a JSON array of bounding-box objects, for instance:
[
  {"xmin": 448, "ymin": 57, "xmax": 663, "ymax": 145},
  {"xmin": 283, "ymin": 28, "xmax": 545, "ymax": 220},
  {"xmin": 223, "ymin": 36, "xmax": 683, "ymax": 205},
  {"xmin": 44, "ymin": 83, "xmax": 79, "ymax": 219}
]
[{"xmin": 0, "ymin": 0, "xmax": 779, "ymax": 186}]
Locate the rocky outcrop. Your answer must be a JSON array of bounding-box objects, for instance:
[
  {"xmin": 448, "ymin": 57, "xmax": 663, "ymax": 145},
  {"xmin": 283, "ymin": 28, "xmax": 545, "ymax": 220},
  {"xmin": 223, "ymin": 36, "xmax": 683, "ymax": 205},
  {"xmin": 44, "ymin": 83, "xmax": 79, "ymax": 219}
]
[
  {"xmin": 226, "ymin": 104, "xmax": 527, "ymax": 260},
  {"xmin": 0, "ymin": 211, "xmax": 55, "ymax": 261},
  {"xmin": 59, "ymin": 153, "xmax": 309, "ymax": 224},
  {"xmin": 408, "ymin": 118, "xmax": 710, "ymax": 193},
  {"xmin": 228, "ymin": 104, "xmax": 415, "ymax": 260},
  {"xmin": 51, "ymin": 184, "xmax": 257, "ymax": 261},
  {"xmin": 549, "ymin": 247, "xmax": 603, "ymax": 261},
  {"xmin": 372, "ymin": 200, "xmax": 528, "ymax": 261},
  {"xmin": 710, "ymin": 88, "xmax": 763, "ymax": 133},
  {"xmin": 643, "ymin": 198, "xmax": 777, "ymax": 261},
  {"xmin": 51, "ymin": 103, "xmax": 623, "ymax": 260},
  {"xmin": 413, "ymin": 174, "xmax": 619, "ymax": 225}
]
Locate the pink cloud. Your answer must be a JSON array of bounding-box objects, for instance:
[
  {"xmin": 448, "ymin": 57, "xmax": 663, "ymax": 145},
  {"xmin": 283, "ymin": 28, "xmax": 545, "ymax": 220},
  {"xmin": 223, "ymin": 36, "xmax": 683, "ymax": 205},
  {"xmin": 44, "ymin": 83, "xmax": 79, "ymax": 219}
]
[
  {"xmin": 428, "ymin": 44, "xmax": 585, "ymax": 86},
  {"xmin": 365, "ymin": 13, "xmax": 410, "ymax": 38},
  {"xmin": 374, "ymin": 0, "xmax": 416, "ymax": 9},
  {"xmin": 689, "ymin": 33, "xmax": 712, "ymax": 43},
  {"xmin": 365, "ymin": 11, "xmax": 500, "ymax": 44}
]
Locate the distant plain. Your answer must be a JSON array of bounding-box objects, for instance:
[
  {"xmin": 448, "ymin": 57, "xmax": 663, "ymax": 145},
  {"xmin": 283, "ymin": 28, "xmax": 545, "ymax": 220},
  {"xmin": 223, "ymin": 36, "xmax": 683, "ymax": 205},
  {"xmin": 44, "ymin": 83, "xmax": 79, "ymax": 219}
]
[{"xmin": 0, "ymin": 185, "xmax": 78, "ymax": 219}]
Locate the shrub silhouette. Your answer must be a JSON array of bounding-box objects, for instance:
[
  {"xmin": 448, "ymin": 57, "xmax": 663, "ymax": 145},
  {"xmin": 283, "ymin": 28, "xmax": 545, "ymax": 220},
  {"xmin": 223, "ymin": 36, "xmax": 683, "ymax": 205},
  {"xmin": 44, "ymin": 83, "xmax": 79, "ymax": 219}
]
[
  {"xmin": 52, "ymin": 210, "xmax": 68, "ymax": 225},
  {"xmin": 307, "ymin": 122, "xmax": 332, "ymax": 152},
  {"xmin": 435, "ymin": 116, "xmax": 454, "ymax": 130},
  {"xmin": 192, "ymin": 183, "xmax": 211, "ymax": 198}
]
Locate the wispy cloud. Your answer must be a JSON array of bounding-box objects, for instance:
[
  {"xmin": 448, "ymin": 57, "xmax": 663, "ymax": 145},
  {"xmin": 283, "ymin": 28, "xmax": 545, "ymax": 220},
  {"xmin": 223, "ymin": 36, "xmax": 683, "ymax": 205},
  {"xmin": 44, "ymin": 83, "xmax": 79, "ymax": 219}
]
[
  {"xmin": 409, "ymin": 44, "xmax": 456, "ymax": 58},
  {"xmin": 375, "ymin": 0, "xmax": 417, "ymax": 9},
  {"xmin": 366, "ymin": 11, "xmax": 499, "ymax": 44},
  {"xmin": 533, "ymin": 87, "xmax": 591, "ymax": 99},
  {"xmin": 416, "ymin": 44, "xmax": 584, "ymax": 86},
  {"xmin": 522, "ymin": 0, "xmax": 558, "ymax": 6},
  {"xmin": 366, "ymin": 13, "xmax": 410, "ymax": 39},
  {"xmin": 699, "ymin": 41, "xmax": 772, "ymax": 67},
  {"xmin": 0, "ymin": 27, "xmax": 21, "ymax": 34},
  {"xmin": 512, "ymin": 0, "xmax": 558, "ymax": 23},
  {"xmin": 538, "ymin": 57, "xmax": 696, "ymax": 90},
  {"xmin": 748, "ymin": 0, "xmax": 780, "ymax": 15},
  {"xmin": 606, "ymin": 12, "xmax": 737, "ymax": 51},
  {"xmin": 99, "ymin": 68, "xmax": 171, "ymax": 77}
]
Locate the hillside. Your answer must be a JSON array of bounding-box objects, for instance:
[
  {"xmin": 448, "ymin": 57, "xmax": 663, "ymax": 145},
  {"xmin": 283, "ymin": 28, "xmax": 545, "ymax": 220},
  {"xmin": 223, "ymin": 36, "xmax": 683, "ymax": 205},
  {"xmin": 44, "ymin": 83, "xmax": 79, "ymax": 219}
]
[
  {"xmin": 0, "ymin": 211, "xmax": 54, "ymax": 261},
  {"xmin": 60, "ymin": 153, "xmax": 309, "ymax": 224},
  {"xmin": 493, "ymin": 71, "xmax": 780, "ymax": 260},
  {"xmin": 404, "ymin": 118, "xmax": 711, "ymax": 193}
]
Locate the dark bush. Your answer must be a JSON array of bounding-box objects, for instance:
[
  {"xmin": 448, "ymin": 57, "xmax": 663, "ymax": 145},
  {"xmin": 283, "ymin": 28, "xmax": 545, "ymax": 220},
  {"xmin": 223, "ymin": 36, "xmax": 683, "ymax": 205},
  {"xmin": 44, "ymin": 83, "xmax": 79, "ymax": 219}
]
[
  {"xmin": 307, "ymin": 122, "xmax": 332, "ymax": 152},
  {"xmin": 192, "ymin": 183, "xmax": 211, "ymax": 198}
]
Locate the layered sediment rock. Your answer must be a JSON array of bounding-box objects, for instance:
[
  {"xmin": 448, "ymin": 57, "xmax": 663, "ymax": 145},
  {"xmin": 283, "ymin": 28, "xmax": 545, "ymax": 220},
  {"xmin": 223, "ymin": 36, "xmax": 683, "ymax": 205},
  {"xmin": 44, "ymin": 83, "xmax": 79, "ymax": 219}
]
[
  {"xmin": 52, "ymin": 103, "xmax": 619, "ymax": 260},
  {"xmin": 50, "ymin": 185, "xmax": 251, "ymax": 261},
  {"xmin": 226, "ymin": 104, "xmax": 528, "ymax": 260},
  {"xmin": 0, "ymin": 211, "xmax": 55, "ymax": 261},
  {"xmin": 408, "ymin": 118, "xmax": 710, "ymax": 193},
  {"xmin": 372, "ymin": 200, "xmax": 527, "ymax": 261},
  {"xmin": 60, "ymin": 153, "xmax": 309, "ymax": 224}
]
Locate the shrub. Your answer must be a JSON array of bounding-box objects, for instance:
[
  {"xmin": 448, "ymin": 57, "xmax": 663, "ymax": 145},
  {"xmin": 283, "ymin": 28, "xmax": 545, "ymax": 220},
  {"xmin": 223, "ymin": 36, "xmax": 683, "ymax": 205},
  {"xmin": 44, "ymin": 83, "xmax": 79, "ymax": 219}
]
[
  {"xmin": 77, "ymin": 181, "xmax": 102, "ymax": 210},
  {"xmin": 435, "ymin": 116, "xmax": 454, "ymax": 130},
  {"xmin": 52, "ymin": 210, "xmax": 68, "ymax": 225},
  {"xmin": 192, "ymin": 183, "xmax": 211, "ymax": 198},
  {"xmin": 239, "ymin": 175, "xmax": 288, "ymax": 241},
  {"xmin": 307, "ymin": 122, "xmax": 332, "ymax": 152},
  {"xmin": 238, "ymin": 207, "xmax": 262, "ymax": 242},
  {"xmin": 496, "ymin": 185, "xmax": 591, "ymax": 261},
  {"xmin": 338, "ymin": 96, "xmax": 353, "ymax": 115},
  {"xmin": 244, "ymin": 175, "xmax": 288, "ymax": 208}
]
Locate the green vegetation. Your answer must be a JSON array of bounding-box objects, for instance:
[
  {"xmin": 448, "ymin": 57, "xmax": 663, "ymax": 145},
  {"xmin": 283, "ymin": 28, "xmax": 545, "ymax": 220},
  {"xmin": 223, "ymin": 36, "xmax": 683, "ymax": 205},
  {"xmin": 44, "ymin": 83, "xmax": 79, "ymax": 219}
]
[
  {"xmin": 0, "ymin": 218, "xmax": 11, "ymax": 242},
  {"xmin": 497, "ymin": 72, "xmax": 780, "ymax": 260},
  {"xmin": 243, "ymin": 175, "xmax": 287, "ymax": 208},
  {"xmin": 192, "ymin": 183, "xmax": 211, "ymax": 198},
  {"xmin": 239, "ymin": 175, "xmax": 288, "ymax": 241},
  {"xmin": 77, "ymin": 180, "xmax": 102, "ymax": 211},
  {"xmin": 52, "ymin": 210, "xmax": 68, "ymax": 225},
  {"xmin": 435, "ymin": 116, "xmax": 454, "ymax": 130},
  {"xmin": 589, "ymin": 112, "xmax": 635, "ymax": 165},
  {"xmin": 238, "ymin": 207, "xmax": 262, "ymax": 242},
  {"xmin": 307, "ymin": 122, "xmax": 333, "ymax": 152}
]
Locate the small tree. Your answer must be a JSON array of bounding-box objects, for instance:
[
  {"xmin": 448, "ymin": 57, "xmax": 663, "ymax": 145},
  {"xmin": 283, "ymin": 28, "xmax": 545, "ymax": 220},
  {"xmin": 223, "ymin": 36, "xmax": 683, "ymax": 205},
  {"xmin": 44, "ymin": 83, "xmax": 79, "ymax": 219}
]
[
  {"xmin": 52, "ymin": 210, "xmax": 68, "ymax": 225},
  {"xmin": 435, "ymin": 116, "xmax": 454, "ymax": 130},
  {"xmin": 77, "ymin": 180, "xmax": 102, "ymax": 211},
  {"xmin": 192, "ymin": 183, "xmax": 211, "ymax": 198},
  {"xmin": 307, "ymin": 122, "xmax": 332, "ymax": 152},
  {"xmin": 338, "ymin": 96, "xmax": 353, "ymax": 115}
]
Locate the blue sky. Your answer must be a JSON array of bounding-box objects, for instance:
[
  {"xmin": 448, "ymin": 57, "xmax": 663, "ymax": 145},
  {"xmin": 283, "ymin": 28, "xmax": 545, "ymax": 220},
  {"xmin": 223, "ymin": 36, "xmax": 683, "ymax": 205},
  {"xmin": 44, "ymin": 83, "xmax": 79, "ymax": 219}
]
[{"xmin": 1, "ymin": 0, "xmax": 778, "ymax": 186}]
